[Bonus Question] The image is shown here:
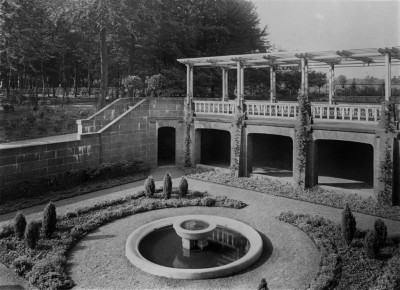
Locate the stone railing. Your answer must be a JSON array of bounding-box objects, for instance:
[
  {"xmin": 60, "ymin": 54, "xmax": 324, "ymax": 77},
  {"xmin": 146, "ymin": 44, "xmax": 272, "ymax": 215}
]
[
  {"xmin": 194, "ymin": 100, "xmax": 236, "ymax": 115},
  {"xmin": 193, "ymin": 100, "xmax": 383, "ymax": 123},
  {"xmin": 311, "ymin": 104, "xmax": 380, "ymax": 122},
  {"xmin": 246, "ymin": 102, "xmax": 299, "ymax": 119}
]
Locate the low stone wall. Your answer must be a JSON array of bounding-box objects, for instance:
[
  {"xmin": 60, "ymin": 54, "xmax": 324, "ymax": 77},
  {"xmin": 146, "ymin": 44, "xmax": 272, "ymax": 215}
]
[{"xmin": 77, "ymin": 98, "xmax": 139, "ymax": 134}]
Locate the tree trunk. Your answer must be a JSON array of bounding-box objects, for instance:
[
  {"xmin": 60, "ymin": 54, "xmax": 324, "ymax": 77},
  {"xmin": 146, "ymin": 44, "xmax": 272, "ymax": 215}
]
[
  {"xmin": 86, "ymin": 70, "xmax": 91, "ymax": 97},
  {"xmin": 97, "ymin": 26, "xmax": 107, "ymax": 110},
  {"xmin": 127, "ymin": 33, "xmax": 136, "ymax": 98},
  {"xmin": 74, "ymin": 62, "xmax": 78, "ymax": 98}
]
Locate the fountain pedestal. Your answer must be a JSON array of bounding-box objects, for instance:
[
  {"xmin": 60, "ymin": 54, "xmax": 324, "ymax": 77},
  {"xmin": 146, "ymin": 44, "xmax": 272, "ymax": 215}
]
[{"xmin": 173, "ymin": 218, "xmax": 216, "ymax": 251}]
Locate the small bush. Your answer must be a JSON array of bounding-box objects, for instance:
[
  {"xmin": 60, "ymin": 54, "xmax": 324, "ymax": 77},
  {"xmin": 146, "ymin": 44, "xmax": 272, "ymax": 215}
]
[
  {"xmin": 201, "ymin": 197, "xmax": 216, "ymax": 206},
  {"xmin": 258, "ymin": 278, "xmax": 269, "ymax": 290},
  {"xmin": 364, "ymin": 231, "xmax": 379, "ymax": 259},
  {"xmin": 25, "ymin": 221, "xmax": 41, "ymax": 249},
  {"xmin": 42, "ymin": 202, "xmax": 57, "ymax": 238},
  {"xmin": 12, "ymin": 256, "xmax": 33, "ymax": 276},
  {"xmin": 28, "ymin": 254, "xmax": 73, "ymax": 289},
  {"xmin": 14, "ymin": 212, "xmax": 27, "ymax": 240},
  {"xmin": 0, "ymin": 223, "xmax": 14, "ymax": 239},
  {"xmin": 178, "ymin": 177, "xmax": 188, "ymax": 197},
  {"xmin": 374, "ymin": 219, "xmax": 387, "ymax": 249},
  {"xmin": 144, "ymin": 176, "xmax": 155, "ymax": 197},
  {"xmin": 342, "ymin": 204, "xmax": 356, "ymax": 245},
  {"xmin": 163, "ymin": 173, "xmax": 172, "ymax": 199}
]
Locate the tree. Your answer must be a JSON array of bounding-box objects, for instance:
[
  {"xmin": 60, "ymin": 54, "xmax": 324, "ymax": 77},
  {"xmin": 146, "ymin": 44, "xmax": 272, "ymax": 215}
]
[
  {"xmin": 309, "ymin": 71, "xmax": 326, "ymax": 94},
  {"xmin": 338, "ymin": 75, "xmax": 347, "ymax": 89},
  {"xmin": 42, "ymin": 0, "xmax": 147, "ymax": 109}
]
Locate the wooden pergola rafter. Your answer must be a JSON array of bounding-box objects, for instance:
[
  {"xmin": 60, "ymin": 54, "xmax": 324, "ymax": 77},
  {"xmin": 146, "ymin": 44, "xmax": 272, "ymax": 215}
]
[{"xmin": 178, "ymin": 46, "xmax": 400, "ymax": 104}]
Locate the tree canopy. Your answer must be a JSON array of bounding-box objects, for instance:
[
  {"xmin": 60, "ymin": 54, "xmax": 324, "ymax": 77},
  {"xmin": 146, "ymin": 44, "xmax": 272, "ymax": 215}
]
[{"xmin": 0, "ymin": 0, "xmax": 270, "ymax": 108}]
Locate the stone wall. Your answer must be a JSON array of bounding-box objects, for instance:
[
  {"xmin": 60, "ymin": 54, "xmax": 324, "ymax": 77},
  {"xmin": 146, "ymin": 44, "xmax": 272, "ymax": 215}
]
[{"xmin": 0, "ymin": 97, "xmax": 186, "ymax": 199}]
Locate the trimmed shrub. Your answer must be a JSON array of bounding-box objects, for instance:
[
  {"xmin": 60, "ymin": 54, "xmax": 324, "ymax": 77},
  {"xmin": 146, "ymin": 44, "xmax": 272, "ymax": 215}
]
[
  {"xmin": 25, "ymin": 221, "xmax": 41, "ymax": 249},
  {"xmin": 28, "ymin": 254, "xmax": 73, "ymax": 289},
  {"xmin": 14, "ymin": 211, "xmax": 27, "ymax": 240},
  {"xmin": 178, "ymin": 177, "xmax": 188, "ymax": 197},
  {"xmin": 43, "ymin": 202, "xmax": 57, "ymax": 238},
  {"xmin": 144, "ymin": 176, "xmax": 155, "ymax": 197},
  {"xmin": 258, "ymin": 278, "xmax": 269, "ymax": 290},
  {"xmin": 342, "ymin": 204, "xmax": 356, "ymax": 245},
  {"xmin": 201, "ymin": 197, "xmax": 216, "ymax": 206},
  {"xmin": 163, "ymin": 173, "xmax": 172, "ymax": 199},
  {"xmin": 0, "ymin": 223, "xmax": 14, "ymax": 239},
  {"xmin": 12, "ymin": 256, "xmax": 33, "ymax": 276},
  {"xmin": 374, "ymin": 219, "xmax": 387, "ymax": 249},
  {"xmin": 364, "ymin": 231, "xmax": 379, "ymax": 259}
]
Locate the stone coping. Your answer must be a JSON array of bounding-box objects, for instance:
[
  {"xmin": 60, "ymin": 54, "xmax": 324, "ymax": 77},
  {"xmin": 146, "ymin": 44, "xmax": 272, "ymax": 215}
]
[{"xmin": 125, "ymin": 214, "xmax": 263, "ymax": 279}]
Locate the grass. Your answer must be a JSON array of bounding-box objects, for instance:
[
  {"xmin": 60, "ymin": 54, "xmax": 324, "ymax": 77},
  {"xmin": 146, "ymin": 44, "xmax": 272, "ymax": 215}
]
[
  {"xmin": 0, "ymin": 189, "xmax": 245, "ymax": 290},
  {"xmin": 188, "ymin": 171, "xmax": 400, "ymax": 221},
  {"xmin": 0, "ymin": 104, "xmax": 95, "ymax": 142}
]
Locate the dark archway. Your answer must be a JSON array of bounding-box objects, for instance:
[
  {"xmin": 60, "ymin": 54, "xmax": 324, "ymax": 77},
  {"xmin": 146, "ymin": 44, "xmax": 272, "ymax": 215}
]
[
  {"xmin": 251, "ymin": 134, "xmax": 293, "ymax": 177},
  {"xmin": 200, "ymin": 129, "xmax": 231, "ymax": 167},
  {"xmin": 317, "ymin": 140, "xmax": 373, "ymax": 189},
  {"xmin": 158, "ymin": 127, "xmax": 175, "ymax": 165}
]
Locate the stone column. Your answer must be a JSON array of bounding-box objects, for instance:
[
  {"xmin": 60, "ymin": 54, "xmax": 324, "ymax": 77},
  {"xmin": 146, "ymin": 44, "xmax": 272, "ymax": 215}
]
[
  {"xmin": 270, "ymin": 66, "xmax": 276, "ymax": 103},
  {"xmin": 301, "ymin": 57, "xmax": 309, "ymax": 96},
  {"xmin": 384, "ymin": 53, "xmax": 391, "ymax": 101},
  {"xmin": 328, "ymin": 64, "xmax": 335, "ymax": 105}
]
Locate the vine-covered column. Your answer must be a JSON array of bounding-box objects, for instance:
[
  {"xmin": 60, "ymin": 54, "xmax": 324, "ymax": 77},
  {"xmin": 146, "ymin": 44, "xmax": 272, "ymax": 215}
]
[
  {"xmin": 376, "ymin": 100, "xmax": 397, "ymax": 205},
  {"xmin": 293, "ymin": 91, "xmax": 314, "ymax": 187},
  {"xmin": 184, "ymin": 64, "xmax": 194, "ymax": 167}
]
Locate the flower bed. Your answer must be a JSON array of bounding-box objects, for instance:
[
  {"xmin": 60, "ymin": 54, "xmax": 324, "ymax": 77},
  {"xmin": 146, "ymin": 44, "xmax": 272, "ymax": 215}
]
[
  {"xmin": 0, "ymin": 190, "xmax": 245, "ymax": 290},
  {"xmin": 188, "ymin": 171, "xmax": 400, "ymax": 221},
  {"xmin": 278, "ymin": 212, "xmax": 400, "ymax": 290}
]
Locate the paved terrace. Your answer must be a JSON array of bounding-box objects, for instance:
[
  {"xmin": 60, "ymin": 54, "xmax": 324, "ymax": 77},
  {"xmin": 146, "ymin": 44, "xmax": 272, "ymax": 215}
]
[{"xmin": 1, "ymin": 166, "xmax": 399, "ymax": 289}]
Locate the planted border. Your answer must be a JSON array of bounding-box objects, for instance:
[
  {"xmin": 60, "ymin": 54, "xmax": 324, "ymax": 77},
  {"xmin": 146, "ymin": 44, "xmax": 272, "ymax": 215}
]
[
  {"xmin": 188, "ymin": 171, "xmax": 400, "ymax": 221},
  {"xmin": 0, "ymin": 190, "xmax": 245, "ymax": 290},
  {"xmin": 278, "ymin": 212, "xmax": 400, "ymax": 290}
]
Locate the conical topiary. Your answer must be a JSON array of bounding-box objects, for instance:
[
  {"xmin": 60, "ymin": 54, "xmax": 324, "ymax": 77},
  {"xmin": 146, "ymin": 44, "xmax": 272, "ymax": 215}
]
[
  {"xmin": 163, "ymin": 173, "xmax": 172, "ymax": 199},
  {"xmin": 342, "ymin": 204, "xmax": 356, "ymax": 245},
  {"xmin": 42, "ymin": 202, "xmax": 57, "ymax": 238},
  {"xmin": 374, "ymin": 219, "xmax": 387, "ymax": 249},
  {"xmin": 364, "ymin": 231, "xmax": 379, "ymax": 259},
  {"xmin": 144, "ymin": 176, "xmax": 155, "ymax": 197},
  {"xmin": 14, "ymin": 211, "xmax": 27, "ymax": 240},
  {"xmin": 178, "ymin": 177, "xmax": 188, "ymax": 198},
  {"xmin": 25, "ymin": 221, "xmax": 41, "ymax": 249}
]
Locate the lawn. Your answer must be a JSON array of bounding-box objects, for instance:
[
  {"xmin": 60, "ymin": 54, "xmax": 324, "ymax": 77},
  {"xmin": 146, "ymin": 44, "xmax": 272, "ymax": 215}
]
[{"xmin": 0, "ymin": 104, "xmax": 95, "ymax": 142}]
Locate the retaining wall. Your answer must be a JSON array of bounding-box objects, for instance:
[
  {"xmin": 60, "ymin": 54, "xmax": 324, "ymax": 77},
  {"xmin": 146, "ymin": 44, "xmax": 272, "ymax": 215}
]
[{"xmin": 0, "ymin": 98, "xmax": 186, "ymax": 199}]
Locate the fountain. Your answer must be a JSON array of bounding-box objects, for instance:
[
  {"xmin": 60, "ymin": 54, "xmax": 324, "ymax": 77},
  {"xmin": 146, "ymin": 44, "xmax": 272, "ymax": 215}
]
[
  {"xmin": 173, "ymin": 217, "xmax": 216, "ymax": 250},
  {"xmin": 125, "ymin": 215, "xmax": 263, "ymax": 279}
]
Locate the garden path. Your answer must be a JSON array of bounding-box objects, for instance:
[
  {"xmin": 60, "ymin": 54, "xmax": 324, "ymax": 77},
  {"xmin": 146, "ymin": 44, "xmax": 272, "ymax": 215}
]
[{"xmin": 1, "ymin": 165, "xmax": 400, "ymax": 289}]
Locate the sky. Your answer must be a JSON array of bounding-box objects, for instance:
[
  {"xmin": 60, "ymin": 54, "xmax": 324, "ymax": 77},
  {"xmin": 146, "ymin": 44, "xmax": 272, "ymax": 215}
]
[{"xmin": 252, "ymin": 0, "xmax": 400, "ymax": 78}]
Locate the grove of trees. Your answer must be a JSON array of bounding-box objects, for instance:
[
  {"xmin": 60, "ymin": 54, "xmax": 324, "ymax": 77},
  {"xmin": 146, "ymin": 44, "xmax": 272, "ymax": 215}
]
[{"xmin": 0, "ymin": 0, "xmax": 270, "ymax": 109}]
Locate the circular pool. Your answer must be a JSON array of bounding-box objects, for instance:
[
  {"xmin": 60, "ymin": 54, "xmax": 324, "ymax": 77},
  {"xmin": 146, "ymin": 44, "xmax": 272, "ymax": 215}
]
[{"xmin": 125, "ymin": 215, "xmax": 263, "ymax": 279}]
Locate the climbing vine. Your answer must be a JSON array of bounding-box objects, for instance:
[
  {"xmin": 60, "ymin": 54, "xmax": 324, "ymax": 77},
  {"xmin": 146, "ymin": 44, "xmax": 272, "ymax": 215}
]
[
  {"xmin": 378, "ymin": 139, "xmax": 393, "ymax": 205},
  {"xmin": 184, "ymin": 109, "xmax": 193, "ymax": 167},
  {"xmin": 295, "ymin": 92, "xmax": 311, "ymax": 186},
  {"xmin": 230, "ymin": 105, "xmax": 246, "ymax": 176},
  {"xmin": 379, "ymin": 101, "xmax": 396, "ymax": 133}
]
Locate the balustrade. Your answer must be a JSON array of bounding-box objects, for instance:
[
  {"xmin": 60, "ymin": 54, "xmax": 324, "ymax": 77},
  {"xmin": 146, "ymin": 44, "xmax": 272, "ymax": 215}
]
[
  {"xmin": 194, "ymin": 100, "xmax": 236, "ymax": 115},
  {"xmin": 193, "ymin": 100, "xmax": 382, "ymax": 123}
]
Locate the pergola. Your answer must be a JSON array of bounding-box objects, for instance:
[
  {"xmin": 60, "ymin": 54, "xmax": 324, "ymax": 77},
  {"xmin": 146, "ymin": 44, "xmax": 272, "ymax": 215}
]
[{"xmin": 177, "ymin": 46, "xmax": 400, "ymax": 105}]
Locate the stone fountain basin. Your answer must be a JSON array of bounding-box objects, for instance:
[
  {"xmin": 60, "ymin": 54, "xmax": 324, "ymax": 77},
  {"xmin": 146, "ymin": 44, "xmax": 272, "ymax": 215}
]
[
  {"xmin": 125, "ymin": 215, "xmax": 263, "ymax": 279},
  {"xmin": 173, "ymin": 218, "xmax": 217, "ymax": 241}
]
